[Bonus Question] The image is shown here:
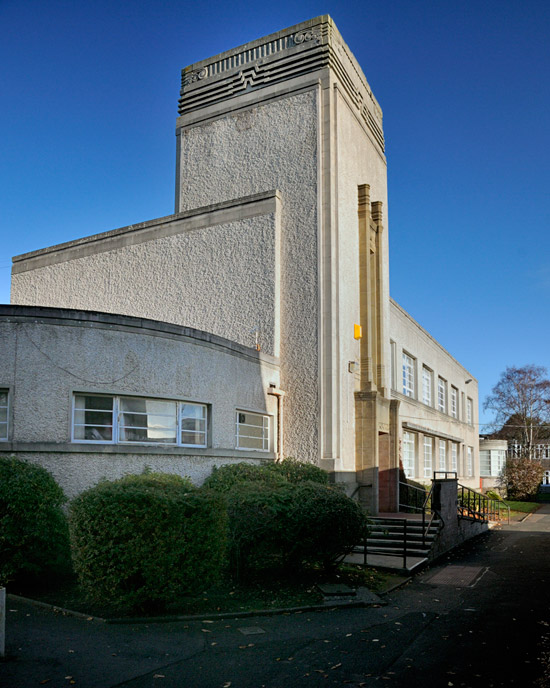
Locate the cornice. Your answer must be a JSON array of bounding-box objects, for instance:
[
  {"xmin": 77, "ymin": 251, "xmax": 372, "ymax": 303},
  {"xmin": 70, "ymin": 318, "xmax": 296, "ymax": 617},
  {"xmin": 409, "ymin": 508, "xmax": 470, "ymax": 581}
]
[{"xmin": 177, "ymin": 16, "xmax": 384, "ymax": 151}]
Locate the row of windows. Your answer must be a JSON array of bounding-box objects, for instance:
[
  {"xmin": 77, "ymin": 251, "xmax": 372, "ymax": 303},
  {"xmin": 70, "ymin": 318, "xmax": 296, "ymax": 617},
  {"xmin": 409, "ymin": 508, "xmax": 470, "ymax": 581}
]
[
  {"xmin": 395, "ymin": 348, "xmax": 473, "ymax": 424},
  {"xmin": 402, "ymin": 430, "xmax": 474, "ymax": 480},
  {"xmin": 0, "ymin": 390, "xmax": 271, "ymax": 452}
]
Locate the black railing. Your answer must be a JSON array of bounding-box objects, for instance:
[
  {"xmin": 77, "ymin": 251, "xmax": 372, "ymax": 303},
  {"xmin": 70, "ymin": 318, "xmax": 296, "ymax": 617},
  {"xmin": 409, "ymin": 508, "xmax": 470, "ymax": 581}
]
[
  {"xmin": 362, "ymin": 517, "xmax": 409, "ymax": 570},
  {"xmin": 457, "ymin": 484, "xmax": 510, "ymax": 524}
]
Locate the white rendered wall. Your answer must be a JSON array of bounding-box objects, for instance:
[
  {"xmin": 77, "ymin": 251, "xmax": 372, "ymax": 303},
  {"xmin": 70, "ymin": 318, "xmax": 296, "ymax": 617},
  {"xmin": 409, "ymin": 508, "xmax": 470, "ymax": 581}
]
[
  {"xmin": 0, "ymin": 309, "xmax": 279, "ymax": 497},
  {"xmin": 176, "ymin": 90, "xmax": 320, "ymax": 461}
]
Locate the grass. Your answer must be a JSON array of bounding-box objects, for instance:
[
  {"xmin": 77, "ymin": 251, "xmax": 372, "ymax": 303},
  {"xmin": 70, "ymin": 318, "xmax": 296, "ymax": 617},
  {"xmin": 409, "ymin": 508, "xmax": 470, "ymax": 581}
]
[
  {"xmin": 505, "ymin": 500, "xmax": 541, "ymax": 513},
  {"xmin": 9, "ymin": 563, "xmax": 398, "ymax": 619}
]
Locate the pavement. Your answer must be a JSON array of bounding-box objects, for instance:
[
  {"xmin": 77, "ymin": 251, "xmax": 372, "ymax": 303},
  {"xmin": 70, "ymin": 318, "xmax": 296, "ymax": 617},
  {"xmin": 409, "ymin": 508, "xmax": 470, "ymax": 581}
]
[{"xmin": 2, "ymin": 506, "xmax": 550, "ymax": 687}]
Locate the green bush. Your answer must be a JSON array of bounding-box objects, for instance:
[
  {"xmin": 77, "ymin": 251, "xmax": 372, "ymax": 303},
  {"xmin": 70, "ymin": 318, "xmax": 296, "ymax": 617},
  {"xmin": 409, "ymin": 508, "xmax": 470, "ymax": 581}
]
[
  {"xmin": 224, "ymin": 481, "xmax": 366, "ymax": 578},
  {"xmin": 268, "ymin": 457, "xmax": 329, "ymax": 485},
  {"xmin": 0, "ymin": 455, "xmax": 70, "ymax": 586},
  {"xmin": 202, "ymin": 462, "xmax": 287, "ymax": 493},
  {"xmin": 69, "ymin": 472, "xmax": 227, "ymax": 613}
]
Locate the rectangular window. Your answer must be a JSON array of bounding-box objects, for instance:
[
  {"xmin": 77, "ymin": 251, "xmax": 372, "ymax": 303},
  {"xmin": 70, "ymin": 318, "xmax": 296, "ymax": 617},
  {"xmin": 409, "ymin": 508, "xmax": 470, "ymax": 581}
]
[
  {"xmin": 438, "ymin": 377, "xmax": 447, "ymax": 413},
  {"xmin": 451, "ymin": 443, "xmax": 458, "ymax": 472},
  {"xmin": 402, "ymin": 353, "xmax": 415, "ymax": 398},
  {"xmin": 438, "ymin": 440, "xmax": 446, "ymax": 471},
  {"xmin": 402, "ymin": 431, "xmax": 415, "ymax": 478},
  {"xmin": 236, "ymin": 411, "xmax": 269, "ymax": 451},
  {"xmin": 0, "ymin": 389, "xmax": 9, "ymax": 441},
  {"xmin": 181, "ymin": 403, "xmax": 207, "ymax": 447},
  {"xmin": 467, "ymin": 398, "xmax": 473, "ymax": 425},
  {"xmin": 119, "ymin": 397, "xmax": 177, "ymax": 444},
  {"xmin": 73, "ymin": 394, "xmax": 207, "ymax": 447},
  {"xmin": 73, "ymin": 394, "xmax": 115, "ymax": 442},
  {"xmin": 480, "ymin": 449, "xmax": 491, "ymax": 476},
  {"xmin": 422, "ymin": 367, "xmax": 433, "ymax": 406},
  {"xmin": 423, "ymin": 436, "xmax": 433, "ymax": 478},
  {"xmin": 450, "ymin": 386, "xmax": 458, "ymax": 419},
  {"xmin": 467, "ymin": 446, "xmax": 473, "ymax": 477}
]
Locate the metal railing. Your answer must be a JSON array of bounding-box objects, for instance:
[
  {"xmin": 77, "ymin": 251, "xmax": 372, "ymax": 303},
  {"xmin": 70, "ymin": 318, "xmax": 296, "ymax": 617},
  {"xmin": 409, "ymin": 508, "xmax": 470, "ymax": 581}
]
[
  {"xmin": 398, "ymin": 480, "xmax": 443, "ymax": 547},
  {"xmin": 457, "ymin": 484, "xmax": 510, "ymax": 524},
  {"xmin": 362, "ymin": 518, "xmax": 409, "ymax": 570}
]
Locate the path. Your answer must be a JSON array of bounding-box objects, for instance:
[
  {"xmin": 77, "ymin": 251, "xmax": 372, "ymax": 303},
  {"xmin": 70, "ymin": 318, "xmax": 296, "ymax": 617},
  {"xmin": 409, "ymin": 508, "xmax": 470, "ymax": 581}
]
[{"xmin": 2, "ymin": 507, "xmax": 550, "ymax": 687}]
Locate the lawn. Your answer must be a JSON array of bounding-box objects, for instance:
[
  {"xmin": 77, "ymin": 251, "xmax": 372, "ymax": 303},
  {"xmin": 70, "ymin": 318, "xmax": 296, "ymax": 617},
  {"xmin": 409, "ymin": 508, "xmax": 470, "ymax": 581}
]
[{"xmin": 9, "ymin": 564, "xmax": 399, "ymax": 619}]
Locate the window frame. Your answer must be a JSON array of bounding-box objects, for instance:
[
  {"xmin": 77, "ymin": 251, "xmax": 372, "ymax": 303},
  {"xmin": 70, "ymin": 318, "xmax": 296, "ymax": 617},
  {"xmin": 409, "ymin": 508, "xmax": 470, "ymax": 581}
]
[
  {"xmin": 438, "ymin": 439, "xmax": 446, "ymax": 471},
  {"xmin": 423, "ymin": 436, "xmax": 433, "ymax": 479},
  {"xmin": 467, "ymin": 397, "xmax": 473, "ymax": 426},
  {"xmin": 402, "ymin": 352, "xmax": 415, "ymax": 398},
  {"xmin": 72, "ymin": 393, "xmax": 208, "ymax": 448},
  {"xmin": 467, "ymin": 446, "xmax": 473, "ymax": 477},
  {"xmin": 402, "ymin": 431, "xmax": 416, "ymax": 479},
  {"xmin": 450, "ymin": 386, "xmax": 458, "ymax": 419},
  {"xmin": 437, "ymin": 377, "xmax": 447, "ymax": 414},
  {"xmin": 422, "ymin": 366, "xmax": 433, "ymax": 406},
  {"xmin": 235, "ymin": 410, "xmax": 270, "ymax": 452}
]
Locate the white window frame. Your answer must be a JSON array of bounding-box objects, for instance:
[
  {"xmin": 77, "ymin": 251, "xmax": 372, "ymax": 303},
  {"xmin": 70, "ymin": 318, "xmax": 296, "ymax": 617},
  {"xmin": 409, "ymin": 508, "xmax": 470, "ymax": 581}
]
[
  {"xmin": 423, "ymin": 436, "xmax": 433, "ymax": 479},
  {"xmin": 450, "ymin": 386, "xmax": 458, "ymax": 419},
  {"xmin": 467, "ymin": 446, "xmax": 473, "ymax": 477},
  {"xmin": 0, "ymin": 389, "xmax": 9, "ymax": 441},
  {"xmin": 438, "ymin": 377, "xmax": 447, "ymax": 413},
  {"xmin": 422, "ymin": 366, "xmax": 433, "ymax": 406},
  {"xmin": 451, "ymin": 443, "xmax": 458, "ymax": 472},
  {"xmin": 402, "ymin": 431, "xmax": 415, "ymax": 478},
  {"xmin": 438, "ymin": 440, "xmax": 446, "ymax": 471},
  {"xmin": 72, "ymin": 393, "xmax": 208, "ymax": 448},
  {"xmin": 236, "ymin": 410, "xmax": 270, "ymax": 452},
  {"xmin": 402, "ymin": 352, "xmax": 415, "ymax": 398}
]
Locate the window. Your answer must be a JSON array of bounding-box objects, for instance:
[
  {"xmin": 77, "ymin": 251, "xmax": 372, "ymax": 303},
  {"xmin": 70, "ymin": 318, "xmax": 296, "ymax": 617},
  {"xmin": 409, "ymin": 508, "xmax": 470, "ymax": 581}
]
[
  {"xmin": 423, "ymin": 436, "xmax": 433, "ymax": 478},
  {"xmin": 402, "ymin": 353, "xmax": 415, "ymax": 398},
  {"xmin": 438, "ymin": 377, "xmax": 447, "ymax": 413},
  {"xmin": 438, "ymin": 440, "xmax": 446, "ymax": 471},
  {"xmin": 390, "ymin": 340, "xmax": 397, "ymax": 390},
  {"xmin": 451, "ymin": 443, "xmax": 458, "ymax": 472},
  {"xmin": 450, "ymin": 386, "xmax": 458, "ymax": 419},
  {"xmin": 480, "ymin": 449, "xmax": 506, "ymax": 477},
  {"xmin": 467, "ymin": 446, "xmax": 473, "ymax": 477},
  {"xmin": 402, "ymin": 431, "xmax": 415, "ymax": 478},
  {"xmin": 73, "ymin": 394, "xmax": 114, "ymax": 442},
  {"xmin": 72, "ymin": 394, "xmax": 207, "ymax": 447},
  {"xmin": 422, "ymin": 367, "xmax": 433, "ymax": 406},
  {"xmin": 0, "ymin": 389, "xmax": 8, "ymax": 440},
  {"xmin": 467, "ymin": 398, "xmax": 473, "ymax": 425},
  {"xmin": 236, "ymin": 411, "xmax": 269, "ymax": 451}
]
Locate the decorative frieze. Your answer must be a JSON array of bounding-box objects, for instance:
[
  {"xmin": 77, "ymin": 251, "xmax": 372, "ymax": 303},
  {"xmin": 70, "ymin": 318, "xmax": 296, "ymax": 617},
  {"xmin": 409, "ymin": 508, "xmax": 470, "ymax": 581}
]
[{"xmin": 178, "ymin": 16, "xmax": 385, "ymax": 152}]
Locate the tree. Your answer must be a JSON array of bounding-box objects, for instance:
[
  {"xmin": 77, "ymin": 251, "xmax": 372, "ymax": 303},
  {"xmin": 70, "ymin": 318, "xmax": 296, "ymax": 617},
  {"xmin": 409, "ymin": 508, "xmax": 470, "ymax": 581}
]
[{"xmin": 484, "ymin": 365, "xmax": 550, "ymax": 459}]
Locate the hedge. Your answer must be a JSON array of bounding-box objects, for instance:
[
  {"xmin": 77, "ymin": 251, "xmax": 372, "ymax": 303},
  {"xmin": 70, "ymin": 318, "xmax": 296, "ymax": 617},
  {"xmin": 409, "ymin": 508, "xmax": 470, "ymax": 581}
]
[
  {"xmin": 69, "ymin": 472, "xmax": 226, "ymax": 612},
  {"xmin": 0, "ymin": 455, "xmax": 70, "ymax": 586},
  {"xmin": 224, "ymin": 480, "xmax": 366, "ymax": 578}
]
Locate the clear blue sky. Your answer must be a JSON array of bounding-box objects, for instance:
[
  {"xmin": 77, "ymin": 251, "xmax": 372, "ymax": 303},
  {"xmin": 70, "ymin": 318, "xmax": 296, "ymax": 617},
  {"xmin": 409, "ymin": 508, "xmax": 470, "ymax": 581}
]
[{"xmin": 1, "ymin": 0, "xmax": 549, "ymax": 429}]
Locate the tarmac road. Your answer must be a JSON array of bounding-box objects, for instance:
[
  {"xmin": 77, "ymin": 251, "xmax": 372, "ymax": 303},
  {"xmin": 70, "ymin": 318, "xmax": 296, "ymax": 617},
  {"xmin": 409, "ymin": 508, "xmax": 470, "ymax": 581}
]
[{"xmin": 2, "ymin": 506, "xmax": 550, "ymax": 688}]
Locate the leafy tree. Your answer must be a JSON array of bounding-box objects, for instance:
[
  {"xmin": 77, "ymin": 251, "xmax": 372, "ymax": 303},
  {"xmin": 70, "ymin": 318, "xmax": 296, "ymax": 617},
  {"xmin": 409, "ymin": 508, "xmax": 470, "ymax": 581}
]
[
  {"xmin": 484, "ymin": 365, "xmax": 550, "ymax": 459},
  {"xmin": 498, "ymin": 457, "xmax": 544, "ymax": 501}
]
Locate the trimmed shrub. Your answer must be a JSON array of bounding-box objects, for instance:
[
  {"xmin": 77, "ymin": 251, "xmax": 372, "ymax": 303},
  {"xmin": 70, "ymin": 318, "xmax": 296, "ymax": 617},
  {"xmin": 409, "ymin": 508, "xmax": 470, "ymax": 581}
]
[
  {"xmin": 69, "ymin": 472, "xmax": 226, "ymax": 612},
  {"xmin": 224, "ymin": 481, "xmax": 366, "ymax": 578},
  {"xmin": 202, "ymin": 462, "xmax": 287, "ymax": 493},
  {"xmin": 499, "ymin": 457, "xmax": 544, "ymax": 501},
  {"xmin": 0, "ymin": 455, "xmax": 70, "ymax": 586},
  {"xmin": 268, "ymin": 457, "xmax": 329, "ymax": 485}
]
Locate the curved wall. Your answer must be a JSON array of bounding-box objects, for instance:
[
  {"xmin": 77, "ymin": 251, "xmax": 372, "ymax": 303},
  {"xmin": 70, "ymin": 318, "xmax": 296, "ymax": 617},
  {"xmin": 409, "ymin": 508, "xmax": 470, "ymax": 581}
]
[{"xmin": 0, "ymin": 306, "xmax": 279, "ymax": 496}]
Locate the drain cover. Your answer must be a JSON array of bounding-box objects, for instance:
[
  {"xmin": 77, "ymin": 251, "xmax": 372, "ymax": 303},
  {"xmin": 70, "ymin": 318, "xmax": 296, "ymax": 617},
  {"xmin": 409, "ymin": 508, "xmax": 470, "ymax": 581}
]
[{"xmin": 424, "ymin": 565, "xmax": 485, "ymax": 587}]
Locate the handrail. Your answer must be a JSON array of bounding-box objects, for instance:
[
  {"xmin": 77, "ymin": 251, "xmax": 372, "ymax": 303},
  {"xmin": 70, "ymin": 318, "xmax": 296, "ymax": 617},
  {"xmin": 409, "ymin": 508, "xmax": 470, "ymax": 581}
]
[{"xmin": 457, "ymin": 483, "xmax": 510, "ymax": 524}]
